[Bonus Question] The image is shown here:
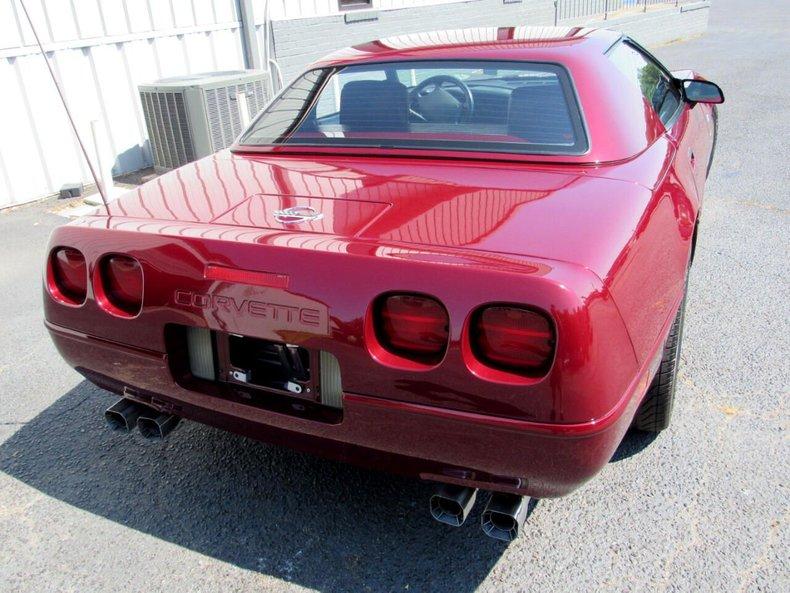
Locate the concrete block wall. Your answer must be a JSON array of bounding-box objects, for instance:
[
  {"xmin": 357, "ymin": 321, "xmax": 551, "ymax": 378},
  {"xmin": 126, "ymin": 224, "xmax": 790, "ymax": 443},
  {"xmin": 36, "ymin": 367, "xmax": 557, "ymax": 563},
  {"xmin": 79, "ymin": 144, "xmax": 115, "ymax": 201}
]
[
  {"xmin": 270, "ymin": 0, "xmax": 556, "ymax": 83},
  {"xmin": 567, "ymin": 1, "xmax": 711, "ymax": 48}
]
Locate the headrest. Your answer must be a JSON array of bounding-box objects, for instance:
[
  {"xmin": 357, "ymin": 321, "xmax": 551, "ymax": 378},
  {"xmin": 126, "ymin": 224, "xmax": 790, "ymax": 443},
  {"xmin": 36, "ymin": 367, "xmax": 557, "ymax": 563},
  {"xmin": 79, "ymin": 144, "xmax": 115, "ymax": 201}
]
[
  {"xmin": 507, "ymin": 83, "xmax": 575, "ymax": 145},
  {"xmin": 339, "ymin": 80, "xmax": 409, "ymax": 132}
]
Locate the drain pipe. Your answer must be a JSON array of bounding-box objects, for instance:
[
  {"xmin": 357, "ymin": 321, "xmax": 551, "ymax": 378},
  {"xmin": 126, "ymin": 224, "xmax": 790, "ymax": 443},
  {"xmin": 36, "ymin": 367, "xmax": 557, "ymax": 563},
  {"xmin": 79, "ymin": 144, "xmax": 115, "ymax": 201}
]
[
  {"xmin": 237, "ymin": 0, "xmax": 262, "ymax": 70},
  {"xmin": 262, "ymin": 0, "xmax": 270, "ymax": 71},
  {"xmin": 261, "ymin": 0, "xmax": 284, "ymax": 93}
]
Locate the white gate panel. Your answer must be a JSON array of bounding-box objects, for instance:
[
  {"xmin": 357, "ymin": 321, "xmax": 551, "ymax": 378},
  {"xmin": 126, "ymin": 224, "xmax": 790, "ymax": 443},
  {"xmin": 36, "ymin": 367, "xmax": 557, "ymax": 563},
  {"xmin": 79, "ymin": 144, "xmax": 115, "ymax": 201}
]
[
  {"xmin": 45, "ymin": 0, "xmax": 79, "ymax": 42},
  {"xmin": 71, "ymin": 0, "xmax": 105, "ymax": 39},
  {"xmin": 148, "ymin": 0, "xmax": 175, "ymax": 30},
  {"xmin": 212, "ymin": 28, "xmax": 245, "ymax": 70},
  {"xmin": 0, "ymin": 0, "xmax": 247, "ymax": 208},
  {"xmin": 125, "ymin": 0, "xmax": 154, "ymax": 32},
  {"xmin": 0, "ymin": 1, "xmax": 22, "ymax": 49},
  {"xmin": 20, "ymin": 53, "xmax": 83, "ymax": 193},
  {"xmin": 171, "ymin": 0, "xmax": 196, "ymax": 27},
  {"xmin": 93, "ymin": 43, "xmax": 148, "ymax": 174},
  {"xmin": 101, "ymin": 0, "xmax": 131, "ymax": 36},
  {"xmin": 184, "ymin": 32, "xmax": 220, "ymax": 72},
  {"xmin": 0, "ymin": 58, "xmax": 50, "ymax": 203},
  {"xmin": 154, "ymin": 35, "xmax": 190, "ymax": 77}
]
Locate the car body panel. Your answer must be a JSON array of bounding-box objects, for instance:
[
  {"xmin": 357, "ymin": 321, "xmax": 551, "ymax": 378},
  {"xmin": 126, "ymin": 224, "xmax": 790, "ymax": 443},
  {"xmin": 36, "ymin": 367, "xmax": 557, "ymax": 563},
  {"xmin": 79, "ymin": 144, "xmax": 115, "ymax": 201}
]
[
  {"xmin": 46, "ymin": 314, "xmax": 663, "ymax": 498},
  {"xmin": 42, "ymin": 27, "xmax": 718, "ymax": 498},
  {"xmin": 44, "ymin": 214, "xmax": 638, "ymax": 424}
]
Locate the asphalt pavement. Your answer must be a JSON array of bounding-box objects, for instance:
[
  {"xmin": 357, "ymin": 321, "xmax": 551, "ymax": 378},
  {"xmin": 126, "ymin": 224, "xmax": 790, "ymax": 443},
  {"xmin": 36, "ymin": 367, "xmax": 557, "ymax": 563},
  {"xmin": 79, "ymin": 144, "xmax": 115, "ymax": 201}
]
[{"xmin": 0, "ymin": 1, "xmax": 787, "ymax": 591}]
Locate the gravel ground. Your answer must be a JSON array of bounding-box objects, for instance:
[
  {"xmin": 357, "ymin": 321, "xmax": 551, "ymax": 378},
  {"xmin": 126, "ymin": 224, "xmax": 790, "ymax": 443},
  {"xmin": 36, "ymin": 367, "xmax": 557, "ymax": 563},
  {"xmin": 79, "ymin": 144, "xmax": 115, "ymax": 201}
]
[{"xmin": 0, "ymin": 1, "xmax": 787, "ymax": 591}]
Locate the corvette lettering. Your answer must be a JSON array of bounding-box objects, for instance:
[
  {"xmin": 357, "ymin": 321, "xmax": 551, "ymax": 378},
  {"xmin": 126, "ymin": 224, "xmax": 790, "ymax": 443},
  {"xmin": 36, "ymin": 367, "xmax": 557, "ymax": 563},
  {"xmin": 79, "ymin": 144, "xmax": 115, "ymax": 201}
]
[{"xmin": 174, "ymin": 290, "xmax": 322, "ymax": 327}]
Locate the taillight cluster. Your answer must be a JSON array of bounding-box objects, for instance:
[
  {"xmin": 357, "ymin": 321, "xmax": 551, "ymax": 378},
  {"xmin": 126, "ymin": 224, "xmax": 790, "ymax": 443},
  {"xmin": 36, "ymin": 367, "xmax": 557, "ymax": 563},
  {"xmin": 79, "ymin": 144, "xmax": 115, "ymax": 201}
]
[
  {"xmin": 374, "ymin": 294, "xmax": 450, "ymax": 365},
  {"xmin": 370, "ymin": 293, "xmax": 555, "ymax": 379},
  {"xmin": 94, "ymin": 255, "xmax": 144, "ymax": 317},
  {"xmin": 471, "ymin": 306, "xmax": 555, "ymax": 376},
  {"xmin": 48, "ymin": 248, "xmax": 87, "ymax": 305},
  {"xmin": 47, "ymin": 248, "xmax": 143, "ymax": 317}
]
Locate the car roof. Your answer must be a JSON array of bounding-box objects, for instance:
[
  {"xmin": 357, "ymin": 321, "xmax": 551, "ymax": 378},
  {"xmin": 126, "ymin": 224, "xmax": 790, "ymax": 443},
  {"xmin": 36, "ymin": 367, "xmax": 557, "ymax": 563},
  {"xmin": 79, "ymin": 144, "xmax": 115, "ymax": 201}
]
[
  {"xmin": 313, "ymin": 26, "xmax": 622, "ymax": 69},
  {"xmin": 300, "ymin": 27, "xmax": 667, "ymax": 164}
]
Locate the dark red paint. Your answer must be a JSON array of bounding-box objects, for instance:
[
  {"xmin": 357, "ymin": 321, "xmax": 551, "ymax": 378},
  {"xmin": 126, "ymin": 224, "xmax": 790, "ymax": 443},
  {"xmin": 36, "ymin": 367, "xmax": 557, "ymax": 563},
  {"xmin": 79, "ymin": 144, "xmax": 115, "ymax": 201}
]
[{"xmin": 43, "ymin": 28, "xmax": 718, "ymax": 497}]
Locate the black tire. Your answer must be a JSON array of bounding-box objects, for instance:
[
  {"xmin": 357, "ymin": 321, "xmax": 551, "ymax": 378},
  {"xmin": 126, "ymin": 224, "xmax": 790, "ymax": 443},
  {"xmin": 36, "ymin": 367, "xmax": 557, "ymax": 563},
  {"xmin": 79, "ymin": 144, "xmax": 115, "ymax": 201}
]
[
  {"xmin": 633, "ymin": 291, "xmax": 687, "ymax": 432},
  {"xmin": 706, "ymin": 105, "xmax": 719, "ymax": 179}
]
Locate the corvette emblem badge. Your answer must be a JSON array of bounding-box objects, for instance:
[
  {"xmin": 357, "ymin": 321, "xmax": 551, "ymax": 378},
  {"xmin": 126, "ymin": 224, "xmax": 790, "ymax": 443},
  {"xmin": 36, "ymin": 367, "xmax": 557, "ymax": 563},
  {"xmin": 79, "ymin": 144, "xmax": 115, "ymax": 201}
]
[{"xmin": 273, "ymin": 206, "xmax": 324, "ymax": 224}]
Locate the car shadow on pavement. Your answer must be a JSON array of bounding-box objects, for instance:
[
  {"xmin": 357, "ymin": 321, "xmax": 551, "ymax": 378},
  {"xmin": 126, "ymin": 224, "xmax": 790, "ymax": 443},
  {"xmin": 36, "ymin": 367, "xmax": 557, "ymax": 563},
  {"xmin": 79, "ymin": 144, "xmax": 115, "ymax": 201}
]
[
  {"xmin": 609, "ymin": 429, "xmax": 659, "ymax": 463},
  {"xmin": 0, "ymin": 381, "xmax": 506, "ymax": 592}
]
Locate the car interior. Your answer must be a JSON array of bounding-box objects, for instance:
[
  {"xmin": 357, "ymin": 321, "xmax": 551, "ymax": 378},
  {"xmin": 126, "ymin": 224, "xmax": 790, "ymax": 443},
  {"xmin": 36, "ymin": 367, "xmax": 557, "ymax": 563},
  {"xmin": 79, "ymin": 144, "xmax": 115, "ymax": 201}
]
[{"xmin": 296, "ymin": 64, "xmax": 580, "ymax": 148}]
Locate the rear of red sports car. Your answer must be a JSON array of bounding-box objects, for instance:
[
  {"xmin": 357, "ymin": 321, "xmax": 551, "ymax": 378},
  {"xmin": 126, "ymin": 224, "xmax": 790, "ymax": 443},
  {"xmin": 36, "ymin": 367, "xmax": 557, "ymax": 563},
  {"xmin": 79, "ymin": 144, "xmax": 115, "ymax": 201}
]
[{"xmin": 43, "ymin": 27, "xmax": 722, "ymax": 539}]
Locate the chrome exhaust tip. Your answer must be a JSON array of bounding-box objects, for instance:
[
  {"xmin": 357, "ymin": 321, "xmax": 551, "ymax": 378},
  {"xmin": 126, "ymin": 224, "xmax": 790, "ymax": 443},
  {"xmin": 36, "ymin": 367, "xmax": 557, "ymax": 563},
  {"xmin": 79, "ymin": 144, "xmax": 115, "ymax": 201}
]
[
  {"xmin": 429, "ymin": 485, "xmax": 478, "ymax": 527},
  {"xmin": 137, "ymin": 412, "xmax": 181, "ymax": 440},
  {"xmin": 481, "ymin": 493, "xmax": 530, "ymax": 542},
  {"xmin": 104, "ymin": 398, "xmax": 148, "ymax": 432}
]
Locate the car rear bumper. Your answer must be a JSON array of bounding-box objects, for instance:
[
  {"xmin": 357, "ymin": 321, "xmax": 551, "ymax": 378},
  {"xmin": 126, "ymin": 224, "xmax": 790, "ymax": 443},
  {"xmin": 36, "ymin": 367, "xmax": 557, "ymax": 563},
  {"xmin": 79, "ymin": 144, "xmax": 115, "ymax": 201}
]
[{"xmin": 47, "ymin": 321, "xmax": 650, "ymax": 498}]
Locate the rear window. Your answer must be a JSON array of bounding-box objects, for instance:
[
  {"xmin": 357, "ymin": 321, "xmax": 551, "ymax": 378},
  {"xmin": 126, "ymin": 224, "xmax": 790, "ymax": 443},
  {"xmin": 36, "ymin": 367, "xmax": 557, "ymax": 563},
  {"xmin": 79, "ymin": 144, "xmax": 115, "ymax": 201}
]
[{"xmin": 239, "ymin": 60, "xmax": 588, "ymax": 155}]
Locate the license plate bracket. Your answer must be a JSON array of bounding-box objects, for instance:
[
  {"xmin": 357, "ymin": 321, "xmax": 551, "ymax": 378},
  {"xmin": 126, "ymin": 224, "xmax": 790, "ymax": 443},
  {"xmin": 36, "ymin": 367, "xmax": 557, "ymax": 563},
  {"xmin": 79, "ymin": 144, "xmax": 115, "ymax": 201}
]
[{"xmin": 215, "ymin": 332, "xmax": 321, "ymax": 403}]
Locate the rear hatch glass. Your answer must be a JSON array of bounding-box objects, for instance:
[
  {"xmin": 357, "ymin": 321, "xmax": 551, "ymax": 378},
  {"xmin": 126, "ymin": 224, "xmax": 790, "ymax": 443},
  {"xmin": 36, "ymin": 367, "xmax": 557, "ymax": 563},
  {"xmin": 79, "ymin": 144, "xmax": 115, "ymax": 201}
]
[{"xmin": 239, "ymin": 60, "xmax": 588, "ymax": 156}]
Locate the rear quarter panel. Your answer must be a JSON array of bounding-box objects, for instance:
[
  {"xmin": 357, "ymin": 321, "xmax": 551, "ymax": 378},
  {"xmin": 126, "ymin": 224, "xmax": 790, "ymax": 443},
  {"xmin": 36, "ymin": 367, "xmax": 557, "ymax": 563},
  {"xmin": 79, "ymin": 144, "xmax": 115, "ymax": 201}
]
[{"xmin": 603, "ymin": 127, "xmax": 697, "ymax": 364}]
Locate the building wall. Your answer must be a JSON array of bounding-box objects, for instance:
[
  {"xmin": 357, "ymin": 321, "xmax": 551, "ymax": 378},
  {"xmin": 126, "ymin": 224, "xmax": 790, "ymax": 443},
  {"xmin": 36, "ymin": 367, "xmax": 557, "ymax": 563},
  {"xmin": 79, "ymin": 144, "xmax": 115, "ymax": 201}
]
[
  {"xmin": 263, "ymin": 0, "xmax": 464, "ymax": 20},
  {"xmin": 0, "ymin": 0, "xmax": 246, "ymax": 209},
  {"xmin": 269, "ymin": 0, "xmax": 556, "ymax": 84},
  {"xmin": 0, "ymin": 0, "xmax": 710, "ymax": 209}
]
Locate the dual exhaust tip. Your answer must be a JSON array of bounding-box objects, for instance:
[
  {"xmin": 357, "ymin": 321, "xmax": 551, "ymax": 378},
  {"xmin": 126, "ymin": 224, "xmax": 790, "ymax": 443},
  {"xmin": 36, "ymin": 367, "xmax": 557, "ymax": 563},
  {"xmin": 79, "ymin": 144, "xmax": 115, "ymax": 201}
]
[
  {"xmin": 430, "ymin": 484, "xmax": 530, "ymax": 542},
  {"xmin": 108, "ymin": 399, "xmax": 524, "ymax": 539},
  {"xmin": 105, "ymin": 398, "xmax": 181, "ymax": 439}
]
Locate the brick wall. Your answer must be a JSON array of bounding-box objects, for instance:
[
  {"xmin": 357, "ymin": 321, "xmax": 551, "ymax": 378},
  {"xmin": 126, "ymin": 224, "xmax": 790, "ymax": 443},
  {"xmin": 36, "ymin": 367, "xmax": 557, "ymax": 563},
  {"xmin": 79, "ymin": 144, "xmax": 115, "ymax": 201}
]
[{"xmin": 271, "ymin": 0, "xmax": 556, "ymax": 83}]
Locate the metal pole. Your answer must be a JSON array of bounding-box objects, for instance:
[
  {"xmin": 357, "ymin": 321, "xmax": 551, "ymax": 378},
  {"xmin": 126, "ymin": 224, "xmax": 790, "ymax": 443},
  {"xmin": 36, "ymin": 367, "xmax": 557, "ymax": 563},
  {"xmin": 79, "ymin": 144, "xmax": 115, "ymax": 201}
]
[
  {"xmin": 236, "ymin": 0, "xmax": 262, "ymax": 69},
  {"xmin": 90, "ymin": 120, "xmax": 114, "ymax": 199},
  {"xmin": 17, "ymin": 0, "xmax": 108, "ymax": 211}
]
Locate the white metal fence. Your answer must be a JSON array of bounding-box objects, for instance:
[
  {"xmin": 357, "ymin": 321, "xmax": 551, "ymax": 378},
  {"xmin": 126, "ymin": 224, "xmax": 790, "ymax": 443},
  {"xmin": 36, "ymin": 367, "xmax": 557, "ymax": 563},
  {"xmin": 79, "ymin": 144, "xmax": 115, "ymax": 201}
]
[
  {"xmin": 555, "ymin": 0, "xmax": 694, "ymax": 22},
  {"xmin": 0, "ymin": 0, "xmax": 521, "ymax": 209},
  {"xmin": 0, "ymin": 0, "xmax": 247, "ymax": 209},
  {"xmin": 0, "ymin": 0, "xmax": 706, "ymax": 209}
]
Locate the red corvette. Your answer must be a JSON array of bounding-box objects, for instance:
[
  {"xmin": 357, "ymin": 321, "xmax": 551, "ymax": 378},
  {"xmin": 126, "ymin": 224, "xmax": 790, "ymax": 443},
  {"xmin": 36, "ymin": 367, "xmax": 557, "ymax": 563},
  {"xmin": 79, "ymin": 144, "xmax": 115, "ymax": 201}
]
[{"xmin": 44, "ymin": 27, "xmax": 723, "ymax": 540}]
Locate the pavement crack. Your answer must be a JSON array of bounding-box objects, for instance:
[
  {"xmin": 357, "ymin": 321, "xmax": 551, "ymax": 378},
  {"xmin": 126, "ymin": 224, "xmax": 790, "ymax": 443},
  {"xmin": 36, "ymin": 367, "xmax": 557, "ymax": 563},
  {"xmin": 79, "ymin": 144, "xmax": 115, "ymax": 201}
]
[
  {"xmin": 654, "ymin": 372, "xmax": 729, "ymax": 593},
  {"xmin": 737, "ymin": 513, "xmax": 785, "ymax": 592},
  {"xmin": 717, "ymin": 198, "xmax": 789, "ymax": 214}
]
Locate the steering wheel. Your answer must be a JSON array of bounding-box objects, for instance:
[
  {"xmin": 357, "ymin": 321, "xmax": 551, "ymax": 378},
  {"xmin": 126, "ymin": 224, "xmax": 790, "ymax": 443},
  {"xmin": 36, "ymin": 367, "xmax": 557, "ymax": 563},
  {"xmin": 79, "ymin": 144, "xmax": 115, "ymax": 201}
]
[{"xmin": 409, "ymin": 75, "xmax": 475, "ymax": 124}]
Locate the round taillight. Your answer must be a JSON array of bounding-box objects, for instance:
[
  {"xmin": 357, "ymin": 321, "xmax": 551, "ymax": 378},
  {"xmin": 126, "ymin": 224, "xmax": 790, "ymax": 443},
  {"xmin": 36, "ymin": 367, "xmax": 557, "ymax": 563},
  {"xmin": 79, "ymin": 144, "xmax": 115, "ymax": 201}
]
[
  {"xmin": 96, "ymin": 255, "xmax": 143, "ymax": 317},
  {"xmin": 374, "ymin": 293, "xmax": 449, "ymax": 365},
  {"xmin": 48, "ymin": 248, "xmax": 87, "ymax": 305},
  {"xmin": 471, "ymin": 305, "xmax": 555, "ymax": 376}
]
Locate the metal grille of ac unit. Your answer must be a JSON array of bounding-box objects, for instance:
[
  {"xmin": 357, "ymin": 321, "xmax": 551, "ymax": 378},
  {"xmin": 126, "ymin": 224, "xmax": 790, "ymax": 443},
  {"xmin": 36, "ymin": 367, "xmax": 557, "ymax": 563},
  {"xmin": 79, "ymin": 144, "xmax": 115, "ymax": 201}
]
[
  {"xmin": 140, "ymin": 90, "xmax": 196, "ymax": 170},
  {"xmin": 138, "ymin": 71, "xmax": 271, "ymax": 171},
  {"xmin": 204, "ymin": 79, "xmax": 268, "ymax": 152}
]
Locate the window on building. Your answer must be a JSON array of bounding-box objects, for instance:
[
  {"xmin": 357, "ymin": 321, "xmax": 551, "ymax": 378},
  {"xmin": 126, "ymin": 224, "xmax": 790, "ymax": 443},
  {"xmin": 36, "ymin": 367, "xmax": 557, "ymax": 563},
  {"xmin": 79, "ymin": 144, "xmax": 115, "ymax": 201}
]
[{"xmin": 339, "ymin": 0, "xmax": 373, "ymax": 10}]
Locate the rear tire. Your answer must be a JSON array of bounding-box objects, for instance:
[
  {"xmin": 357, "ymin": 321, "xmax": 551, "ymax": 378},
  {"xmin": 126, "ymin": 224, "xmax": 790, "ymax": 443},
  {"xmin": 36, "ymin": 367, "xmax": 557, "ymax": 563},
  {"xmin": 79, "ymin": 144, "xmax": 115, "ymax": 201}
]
[{"xmin": 633, "ymin": 290, "xmax": 687, "ymax": 433}]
